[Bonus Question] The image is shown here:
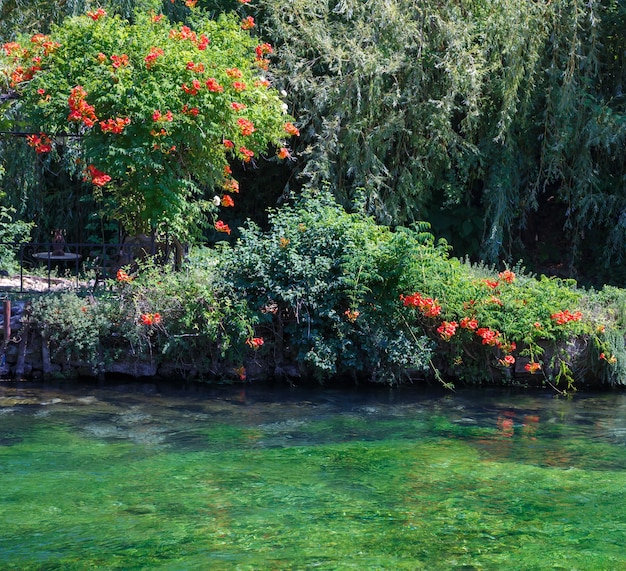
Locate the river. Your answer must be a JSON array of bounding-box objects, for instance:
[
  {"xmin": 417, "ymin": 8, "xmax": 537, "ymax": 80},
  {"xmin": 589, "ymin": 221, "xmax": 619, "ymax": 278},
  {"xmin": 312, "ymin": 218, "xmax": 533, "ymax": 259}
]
[{"xmin": 1, "ymin": 380, "xmax": 625, "ymax": 570}]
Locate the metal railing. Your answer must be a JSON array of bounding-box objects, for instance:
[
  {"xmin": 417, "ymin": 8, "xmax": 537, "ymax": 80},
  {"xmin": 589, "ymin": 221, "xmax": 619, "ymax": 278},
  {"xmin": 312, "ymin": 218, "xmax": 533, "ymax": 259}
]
[{"xmin": 0, "ymin": 240, "xmax": 180, "ymax": 294}]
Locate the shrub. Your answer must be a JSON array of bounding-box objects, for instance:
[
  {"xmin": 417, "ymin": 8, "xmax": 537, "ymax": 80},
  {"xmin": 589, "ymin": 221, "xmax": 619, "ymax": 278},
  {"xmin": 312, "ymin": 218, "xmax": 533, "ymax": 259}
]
[
  {"xmin": 113, "ymin": 255, "xmax": 256, "ymax": 377},
  {"xmin": 398, "ymin": 254, "xmax": 620, "ymax": 389},
  {"xmin": 23, "ymin": 190, "xmax": 626, "ymax": 389},
  {"xmin": 29, "ymin": 253, "xmax": 258, "ymax": 379},
  {"xmin": 30, "ymin": 293, "xmax": 109, "ymax": 371},
  {"xmin": 218, "ymin": 189, "xmax": 434, "ymax": 383}
]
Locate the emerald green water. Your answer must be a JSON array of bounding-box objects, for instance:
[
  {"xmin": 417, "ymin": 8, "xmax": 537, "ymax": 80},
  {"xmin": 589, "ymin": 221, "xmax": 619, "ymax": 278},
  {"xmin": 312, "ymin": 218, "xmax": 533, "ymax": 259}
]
[{"xmin": 1, "ymin": 383, "xmax": 626, "ymax": 570}]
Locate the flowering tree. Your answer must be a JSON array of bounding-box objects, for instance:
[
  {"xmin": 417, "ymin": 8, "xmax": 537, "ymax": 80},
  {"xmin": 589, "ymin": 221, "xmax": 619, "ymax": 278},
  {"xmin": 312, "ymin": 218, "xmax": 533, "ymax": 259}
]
[{"xmin": 0, "ymin": 6, "xmax": 298, "ymax": 239}]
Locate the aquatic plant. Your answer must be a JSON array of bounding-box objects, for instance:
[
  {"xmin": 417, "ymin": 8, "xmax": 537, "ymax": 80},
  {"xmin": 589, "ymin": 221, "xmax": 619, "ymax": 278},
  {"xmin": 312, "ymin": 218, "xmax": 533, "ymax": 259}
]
[{"xmin": 2, "ymin": 388, "xmax": 626, "ymax": 570}]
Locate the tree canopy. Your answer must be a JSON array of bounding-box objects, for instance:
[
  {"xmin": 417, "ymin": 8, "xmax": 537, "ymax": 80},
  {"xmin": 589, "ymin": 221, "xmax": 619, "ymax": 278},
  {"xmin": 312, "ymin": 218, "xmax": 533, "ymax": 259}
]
[
  {"xmin": 1, "ymin": 4, "xmax": 296, "ymax": 239},
  {"xmin": 259, "ymin": 0, "xmax": 626, "ymax": 280},
  {"xmin": 1, "ymin": 0, "xmax": 625, "ymax": 286}
]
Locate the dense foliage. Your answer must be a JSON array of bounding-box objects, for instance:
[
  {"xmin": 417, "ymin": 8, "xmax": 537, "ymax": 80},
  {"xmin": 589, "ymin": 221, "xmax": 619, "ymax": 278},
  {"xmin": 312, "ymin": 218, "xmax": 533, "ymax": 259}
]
[
  {"xmin": 23, "ymin": 191, "xmax": 626, "ymax": 387},
  {"xmin": 218, "ymin": 190, "xmax": 435, "ymax": 382},
  {"xmin": 2, "ymin": 0, "xmax": 625, "ymax": 284},
  {"xmin": 228, "ymin": 191, "xmax": 620, "ymax": 388},
  {"xmin": 0, "ymin": 166, "xmax": 33, "ymax": 273},
  {"xmin": 29, "ymin": 256, "xmax": 256, "ymax": 378},
  {"xmin": 0, "ymin": 201, "xmax": 33, "ymax": 273},
  {"xmin": 258, "ymin": 0, "xmax": 626, "ymax": 282},
  {"xmin": 1, "ymin": 4, "xmax": 295, "ymax": 240},
  {"xmin": 1, "ymin": 1, "xmax": 626, "ymax": 388}
]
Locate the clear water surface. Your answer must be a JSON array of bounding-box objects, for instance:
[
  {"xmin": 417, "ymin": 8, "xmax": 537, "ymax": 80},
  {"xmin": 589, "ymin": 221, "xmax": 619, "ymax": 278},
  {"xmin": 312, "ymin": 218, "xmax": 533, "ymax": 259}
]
[{"xmin": 1, "ymin": 380, "xmax": 626, "ymax": 570}]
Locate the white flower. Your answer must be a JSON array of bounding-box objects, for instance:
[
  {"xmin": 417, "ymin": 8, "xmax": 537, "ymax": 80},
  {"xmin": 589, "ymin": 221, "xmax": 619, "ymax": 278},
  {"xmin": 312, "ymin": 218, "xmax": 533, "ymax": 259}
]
[{"xmin": 212, "ymin": 195, "xmax": 221, "ymax": 207}]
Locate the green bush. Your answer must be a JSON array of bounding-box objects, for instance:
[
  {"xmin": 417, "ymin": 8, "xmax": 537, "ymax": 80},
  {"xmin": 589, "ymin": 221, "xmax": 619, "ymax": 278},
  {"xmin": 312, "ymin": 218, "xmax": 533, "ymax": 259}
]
[
  {"xmin": 29, "ymin": 253, "xmax": 258, "ymax": 379},
  {"xmin": 23, "ymin": 190, "xmax": 626, "ymax": 389},
  {"xmin": 112, "ymin": 255, "xmax": 256, "ymax": 377},
  {"xmin": 219, "ymin": 189, "xmax": 434, "ymax": 383},
  {"xmin": 397, "ymin": 252, "xmax": 621, "ymax": 388},
  {"xmin": 30, "ymin": 293, "xmax": 110, "ymax": 371}
]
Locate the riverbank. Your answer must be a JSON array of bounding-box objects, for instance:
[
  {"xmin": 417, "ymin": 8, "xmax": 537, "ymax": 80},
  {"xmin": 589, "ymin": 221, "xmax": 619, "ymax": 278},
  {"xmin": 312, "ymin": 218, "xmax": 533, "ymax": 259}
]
[
  {"xmin": 0, "ymin": 295, "xmax": 617, "ymax": 392},
  {"xmin": 2, "ymin": 193, "xmax": 626, "ymax": 391}
]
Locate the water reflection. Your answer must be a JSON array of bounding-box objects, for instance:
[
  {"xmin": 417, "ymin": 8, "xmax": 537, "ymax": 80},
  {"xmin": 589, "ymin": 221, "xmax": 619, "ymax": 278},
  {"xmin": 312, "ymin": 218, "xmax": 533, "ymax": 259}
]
[{"xmin": 1, "ymin": 381, "xmax": 626, "ymax": 463}]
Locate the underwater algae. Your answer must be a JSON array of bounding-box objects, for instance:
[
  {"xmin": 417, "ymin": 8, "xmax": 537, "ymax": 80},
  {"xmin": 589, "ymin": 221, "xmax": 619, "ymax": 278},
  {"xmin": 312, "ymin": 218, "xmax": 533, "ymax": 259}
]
[{"xmin": 0, "ymin": 386, "xmax": 625, "ymax": 570}]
